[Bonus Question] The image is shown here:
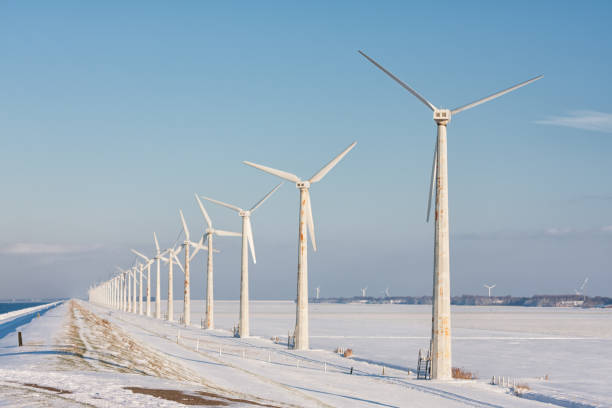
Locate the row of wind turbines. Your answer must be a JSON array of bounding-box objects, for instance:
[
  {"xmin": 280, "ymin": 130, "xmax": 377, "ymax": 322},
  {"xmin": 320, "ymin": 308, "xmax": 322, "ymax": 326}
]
[
  {"xmin": 89, "ymin": 50, "xmax": 542, "ymax": 380},
  {"xmin": 89, "ymin": 141, "xmax": 357, "ymax": 348}
]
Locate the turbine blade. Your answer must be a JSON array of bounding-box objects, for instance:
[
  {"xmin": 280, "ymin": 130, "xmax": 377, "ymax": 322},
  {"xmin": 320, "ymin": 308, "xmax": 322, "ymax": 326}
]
[
  {"xmin": 179, "ymin": 210, "xmax": 190, "ymax": 241},
  {"xmin": 246, "ymin": 218, "xmax": 256, "ymax": 264},
  {"xmin": 309, "ymin": 142, "xmax": 357, "ymax": 183},
  {"xmin": 172, "ymin": 253, "xmax": 184, "ymax": 273},
  {"xmin": 201, "ymin": 196, "xmax": 242, "ymax": 213},
  {"xmin": 131, "ymin": 249, "xmax": 149, "ymax": 261},
  {"xmin": 214, "ymin": 229, "xmax": 242, "ymax": 237},
  {"xmin": 250, "ymin": 182, "xmax": 283, "ymax": 212},
  {"xmin": 451, "ymin": 75, "xmax": 543, "ymax": 115},
  {"xmin": 426, "ymin": 139, "xmax": 438, "ymax": 223},
  {"xmin": 153, "ymin": 232, "xmax": 160, "ymax": 254},
  {"xmin": 243, "ymin": 161, "xmax": 301, "ymax": 183},
  {"xmin": 195, "ymin": 194, "xmax": 213, "ymax": 228},
  {"xmin": 358, "ymin": 50, "xmax": 437, "ymax": 111},
  {"xmin": 189, "ymin": 236, "xmax": 206, "ymax": 261},
  {"xmin": 305, "ymin": 189, "xmax": 317, "ymax": 251}
]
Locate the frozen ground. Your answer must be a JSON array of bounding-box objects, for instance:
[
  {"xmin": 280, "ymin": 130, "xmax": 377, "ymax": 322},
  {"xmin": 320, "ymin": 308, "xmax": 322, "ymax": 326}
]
[{"xmin": 1, "ymin": 299, "xmax": 610, "ymax": 407}]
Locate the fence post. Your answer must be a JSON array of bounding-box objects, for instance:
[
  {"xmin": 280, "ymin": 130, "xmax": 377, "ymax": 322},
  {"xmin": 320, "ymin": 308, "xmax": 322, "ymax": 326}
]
[
  {"xmin": 324, "ymin": 361, "xmax": 327, "ymax": 373},
  {"xmin": 18, "ymin": 332, "xmax": 23, "ymax": 347}
]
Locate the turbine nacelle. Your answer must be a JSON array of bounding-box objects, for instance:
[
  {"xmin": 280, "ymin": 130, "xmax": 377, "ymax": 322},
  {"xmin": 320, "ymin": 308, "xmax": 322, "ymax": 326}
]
[
  {"xmin": 433, "ymin": 109, "xmax": 451, "ymax": 124},
  {"xmin": 239, "ymin": 210, "xmax": 251, "ymax": 217},
  {"xmin": 296, "ymin": 181, "xmax": 311, "ymax": 189}
]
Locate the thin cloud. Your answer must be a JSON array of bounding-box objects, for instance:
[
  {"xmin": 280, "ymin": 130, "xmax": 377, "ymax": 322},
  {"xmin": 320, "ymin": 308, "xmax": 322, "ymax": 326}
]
[
  {"xmin": 0, "ymin": 243, "xmax": 101, "ymax": 255},
  {"xmin": 456, "ymin": 226, "xmax": 610, "ymax": 241},
  {"xmin": 536, "ymin": 110, "xmax": 612, "ymax": 133}
]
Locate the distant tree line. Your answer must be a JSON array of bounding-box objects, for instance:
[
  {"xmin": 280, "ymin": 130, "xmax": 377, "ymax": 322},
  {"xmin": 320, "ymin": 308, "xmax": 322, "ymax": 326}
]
[{"xmin": 310, "ymin": 294, "xmax": 612, "ymax": 308}]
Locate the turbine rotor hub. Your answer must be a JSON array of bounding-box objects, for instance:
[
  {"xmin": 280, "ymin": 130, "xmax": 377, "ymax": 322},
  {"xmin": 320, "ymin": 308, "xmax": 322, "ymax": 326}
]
[
  {"xmin": 296, "ymin": 181, "xmax": 310, "ymax": 189},
  {"xmin": 433, "ymin": 109, "xmax": 451, "ymax": 124},
  {"xmin": 239, "ymin": 210, "xmax": 251, "ymax": 217}
]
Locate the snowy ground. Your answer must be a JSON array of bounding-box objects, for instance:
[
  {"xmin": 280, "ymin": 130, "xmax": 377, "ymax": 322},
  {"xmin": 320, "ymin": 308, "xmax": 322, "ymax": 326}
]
[{"xmin": 1, "ymin": 300, "xmax": 610, "ymax": 407}]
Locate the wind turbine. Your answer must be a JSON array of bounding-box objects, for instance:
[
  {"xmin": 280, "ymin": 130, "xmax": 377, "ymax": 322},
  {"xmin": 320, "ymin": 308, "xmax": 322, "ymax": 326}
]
[
  {"xmin": 359, "ymin": 50, "xmax": 542, "ymax": 379},
  {"xmin": 244, "ymin": 142, "xmax": 357, "ymax": 349},
  {"xmin": 119, "ymin": 266, "xmax": 132, "ymax": 313},
  {"xmin": 361, "ymin": 287, "xmax": 368, "ymax": 298},
  {"xmin": 484, "ymin": 284, "xmax": 496, "ymax": 298},
  {"xmin": 316, "ymin": 287, "xmax": 320, "ymax": 300},
  {"xmin": 131, "ymin": 249, "xmax": 155, "ymax": 317},
  {"xmin": 201, "ymin": 183, "xmax": 282, "ymax": 338},
  {"xmin": 160, "ymin": 244, "xmax": 181, "ymax": 322},
  {"xmin": 153, "ymin": 233, "xmax": 163, "ymax": 319},
  {"xmin": 194, "ymin": 195, "xmax": 240, "ymax": 330},
  {"xmin": 575, "ymin": 277, "xmax": 589, "ymax": 297},
  {"xmin": 175, "ymin": 210, "xmax": 208, "ymax": 327}
]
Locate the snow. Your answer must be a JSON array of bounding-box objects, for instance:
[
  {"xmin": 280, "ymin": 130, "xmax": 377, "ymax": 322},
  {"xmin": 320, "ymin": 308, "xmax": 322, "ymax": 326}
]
[{"xmin": 1, "ymin": 299, "xmax": 610, "ymax": 407}]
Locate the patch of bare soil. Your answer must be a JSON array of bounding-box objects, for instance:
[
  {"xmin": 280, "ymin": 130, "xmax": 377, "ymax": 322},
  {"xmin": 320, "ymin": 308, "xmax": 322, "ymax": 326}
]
[
  {"xmin": 125, "ymin": 387, "xmax": 229, "ymax": 406},
  {"xmin": 125, "ymin": 387, "xmax": 282, "ymax": 407},
  {"xmin": 22, "ymin": 382, "xmax": 73, "ymax": 394}
]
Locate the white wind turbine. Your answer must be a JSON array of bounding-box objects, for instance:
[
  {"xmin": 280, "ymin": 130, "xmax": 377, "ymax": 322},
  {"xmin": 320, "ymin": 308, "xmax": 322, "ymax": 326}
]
[
  {"xmin": 575, "ymin": 277, "xmax": 589, "ymax": 296},
  {"xmin": 361, "ymin": 287, "xmax": 368, "ymax": 297},
  {"xmin": 484, "ymin": 284, "xmax": 496, "ymax": 298},
  {"xmin": 316, "ymin": 287, "xmax": 320, "ymax": 300},
  {"xmin": 153, "ymin": 233, "xmax": 163, "ymax": 319},
  {"xmin": 160, "ymin": 244, "xmax": 181, "ymax": 322},
  {"xmin": 131, "ymin": 249, "xmax": 155, "ymax": 317},
  {"xmin": 244, "ymin": 142, "xmax": 357, "ymax": 349},
  {"xmin": 359, "ymin": 50, "xmax": 542, "ymax": 379},
  {"xmin": 118, "ymin": 266, "xmax": 133, "ymax": 313},
  {"xmin": 194, "ymin": 195, "xmax": 240, "ymax": 330},
  {"xmin": 175, "ymin": 210, "xmax": 208, "ymax": 327},
  {"xmin": 201, "ymin": 183, "xmax": 282, "ymax": 338}
]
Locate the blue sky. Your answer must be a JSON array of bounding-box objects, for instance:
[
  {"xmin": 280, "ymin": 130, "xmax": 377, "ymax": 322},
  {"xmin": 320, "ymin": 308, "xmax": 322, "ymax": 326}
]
[{"xmin": 1, "ymin": 1, "xmax": 611, "ymax": 299}]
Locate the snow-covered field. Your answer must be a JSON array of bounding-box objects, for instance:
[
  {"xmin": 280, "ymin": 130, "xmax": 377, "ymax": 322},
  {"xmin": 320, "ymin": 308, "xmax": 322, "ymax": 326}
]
[{"xmin": 1, "ymin": 299, "xmax": 610, "ymax": 407}]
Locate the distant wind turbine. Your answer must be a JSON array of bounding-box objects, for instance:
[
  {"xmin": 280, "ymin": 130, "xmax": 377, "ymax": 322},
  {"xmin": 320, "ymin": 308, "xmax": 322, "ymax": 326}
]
[
  {"xmin": 484, "ymin": 284, "xmax": 496, "ymax": 298},
  {"xmin": 194, "ymin": 194, "xmax": 239, "ymax": 330},
  {"xmin": 175, "ymin": 210, "xmax": 208, "ymax": 326},
  {"xmin": 359, "ymin": 50, "xmax": 542, "ymax": 379},
  {"xmin": 361, "ymin": 287, "xmax": 368, "ymax": 297},
  {"xmin": 575, "ymin": 277, "xmax": 589, "ymax": 296},
  {"xmin": 131, "ymin": 249, "xmax": 155, "ymax": 317},
  {"xmin": 244, "ymin": 142, "xmax": 356, "ymax": 350},
  {"xmin": 316, "ymin": 287, "xmax": 320, "ymax": 300},
  {"xmin": 159, "ymin": 244, "xmax": 181, "ymax": 322},
  {"xmin": 201, "ymin": 183, "xmax": 282, "ymax": 337}
]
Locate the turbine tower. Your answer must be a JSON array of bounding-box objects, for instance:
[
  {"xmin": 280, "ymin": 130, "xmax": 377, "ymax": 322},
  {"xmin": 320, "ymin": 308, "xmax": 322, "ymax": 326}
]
[
  {"xmin": 131, "ymin": 249, "xmax": 155, "ymax": 317},
  {"xmin": 361, "ymin": 287, "xmax": 368, "ymax": 297},
  {"xmin": 201, "ymin": 183, "xmax": 282, "ymax": 337},
  {"xmin": 176, "ymin": 210, "xmax": 208, "ymax": 327},
  {"xmin": 484, "ymin": 284, "xmax": 496, "ymax": 298},
  {"xmin": 160, "ymin": 244, "xmax": 181, "ymax": 322},
  {"xmin": 194, "ymin": 195, "xmax": 241, "ymax": 330},
  {"xmin": 316, "ymin": 287, "xmax": 320, "ymax": 300},
  {"xmin": 359, "ymin": 50, "xmax": 542, "ymax": 379},
  {"xmin": 153, "ymin": 232, "xmax": 162, "ymax": 319},
  {"xmin": 244, "ymin": 141, "xmax": 356, "ymax": 350}
]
